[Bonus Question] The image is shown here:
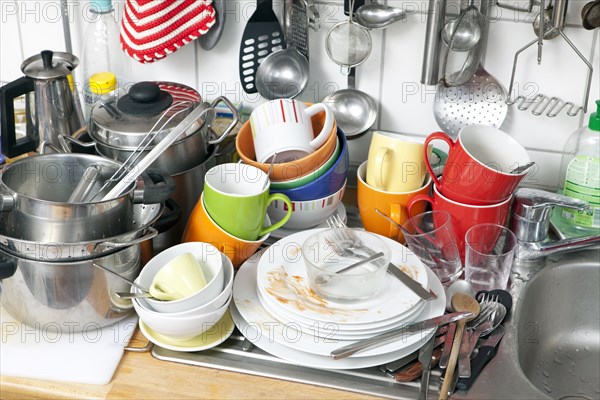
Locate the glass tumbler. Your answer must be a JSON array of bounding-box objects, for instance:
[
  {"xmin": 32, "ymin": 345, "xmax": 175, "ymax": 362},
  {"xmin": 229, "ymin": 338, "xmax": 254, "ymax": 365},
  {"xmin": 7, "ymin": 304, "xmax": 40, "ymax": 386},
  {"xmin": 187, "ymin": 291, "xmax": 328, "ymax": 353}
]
[
  {"xmin": 401, "ymin": 210, "xmax": 463, "ymax": 285},
  {"xmin": 464, "ymin": 223, "xmax": 517, "ymax": 291}
]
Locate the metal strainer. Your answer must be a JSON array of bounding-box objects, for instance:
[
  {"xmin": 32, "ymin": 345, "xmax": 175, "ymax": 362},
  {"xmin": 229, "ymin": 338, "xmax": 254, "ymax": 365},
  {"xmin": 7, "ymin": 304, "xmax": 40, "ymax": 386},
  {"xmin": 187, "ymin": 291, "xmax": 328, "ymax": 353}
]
[{"xmin": 325, "ymin": 0, "xmax": 372, "ymax": 75}]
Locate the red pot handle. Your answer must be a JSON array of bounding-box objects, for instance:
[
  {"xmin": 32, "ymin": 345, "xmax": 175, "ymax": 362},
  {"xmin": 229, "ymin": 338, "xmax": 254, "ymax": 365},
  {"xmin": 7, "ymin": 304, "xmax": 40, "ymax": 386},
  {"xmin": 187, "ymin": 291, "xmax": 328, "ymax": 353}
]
[{"xmin": 424, "ymin": 132, "xmax": 455, "ymax": 190}]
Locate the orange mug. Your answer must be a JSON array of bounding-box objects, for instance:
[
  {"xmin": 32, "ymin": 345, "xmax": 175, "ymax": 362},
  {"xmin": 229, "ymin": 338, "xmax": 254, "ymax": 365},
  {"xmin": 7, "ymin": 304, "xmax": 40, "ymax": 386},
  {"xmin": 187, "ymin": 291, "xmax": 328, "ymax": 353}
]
[
  {"xmin": 182, "ymin": 192, "xmax": 270, "ymax": 268},
  {"xmin": 357, "ymin": 161, "xmax": 432, "ymax": 242}
]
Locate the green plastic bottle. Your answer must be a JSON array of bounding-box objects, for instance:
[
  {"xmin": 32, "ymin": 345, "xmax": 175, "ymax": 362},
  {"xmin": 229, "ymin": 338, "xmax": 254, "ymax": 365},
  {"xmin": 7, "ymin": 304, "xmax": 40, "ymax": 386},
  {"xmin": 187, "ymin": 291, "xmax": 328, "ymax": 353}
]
[{"xmin": 551, "ymin": 100, "xmax": 600, "ymax": 237}]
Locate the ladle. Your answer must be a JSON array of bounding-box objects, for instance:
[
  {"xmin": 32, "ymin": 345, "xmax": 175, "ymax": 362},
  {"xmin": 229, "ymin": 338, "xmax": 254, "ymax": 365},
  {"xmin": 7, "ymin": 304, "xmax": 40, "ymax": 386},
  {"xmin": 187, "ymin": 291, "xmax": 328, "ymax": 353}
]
[
  {"xmin": 255, "ymin": 48, "xmax": 309, "ymax": 100},
  {"xmin": 441, "ymin": 17, "xmax": 481, "ymax": 51},
  {"xmin": 322, "ymin": 67, "xmax": 377, "ymax": 137},
  {"xmin": 439, "ymin": 293, "xmax": 480, "ymax": 400},
  {"xmin": 355, "ymin": 2, "xmax": 406, "ymax": 29}
]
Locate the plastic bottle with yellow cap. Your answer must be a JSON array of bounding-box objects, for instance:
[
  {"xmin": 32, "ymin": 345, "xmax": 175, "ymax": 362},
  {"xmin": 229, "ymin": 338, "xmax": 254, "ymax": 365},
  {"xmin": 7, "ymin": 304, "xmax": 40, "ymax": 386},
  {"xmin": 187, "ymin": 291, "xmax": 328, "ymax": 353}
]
[{"xmin": 83, "ymin": 71, "xmax": 117, "ymax": 119}]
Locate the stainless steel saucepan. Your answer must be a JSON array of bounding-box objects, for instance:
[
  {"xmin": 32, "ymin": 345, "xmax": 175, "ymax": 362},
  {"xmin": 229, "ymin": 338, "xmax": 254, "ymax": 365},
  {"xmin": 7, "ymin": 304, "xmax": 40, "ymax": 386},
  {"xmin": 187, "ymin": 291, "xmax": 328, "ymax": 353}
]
[{"xmin": 0, "ymin": 153, "xmax": 174, "ymax": 243}]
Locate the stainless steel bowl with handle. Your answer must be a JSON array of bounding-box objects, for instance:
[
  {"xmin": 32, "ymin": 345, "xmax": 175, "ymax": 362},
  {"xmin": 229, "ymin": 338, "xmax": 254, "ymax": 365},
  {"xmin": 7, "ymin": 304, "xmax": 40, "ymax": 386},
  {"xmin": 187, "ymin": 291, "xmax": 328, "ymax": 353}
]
[{"xmin": 0, "ymin": 244, "xmax": 140, "ymax": 330}]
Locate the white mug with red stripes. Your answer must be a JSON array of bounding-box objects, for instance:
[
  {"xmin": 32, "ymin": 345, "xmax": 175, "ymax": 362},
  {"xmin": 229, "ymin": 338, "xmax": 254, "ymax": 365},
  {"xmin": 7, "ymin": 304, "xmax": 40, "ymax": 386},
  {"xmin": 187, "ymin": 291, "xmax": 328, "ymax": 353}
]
[{"xmin": 249, "ymin": 99, "xmax": 334, "ymax": 164}]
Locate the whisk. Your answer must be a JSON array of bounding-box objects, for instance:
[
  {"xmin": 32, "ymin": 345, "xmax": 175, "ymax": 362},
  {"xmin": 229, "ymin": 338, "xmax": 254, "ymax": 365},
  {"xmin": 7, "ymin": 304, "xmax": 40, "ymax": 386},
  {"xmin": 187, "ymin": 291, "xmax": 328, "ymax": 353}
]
[{"xmin": 88, "ymin": 100, "xmax": 201, "ymax": 202}]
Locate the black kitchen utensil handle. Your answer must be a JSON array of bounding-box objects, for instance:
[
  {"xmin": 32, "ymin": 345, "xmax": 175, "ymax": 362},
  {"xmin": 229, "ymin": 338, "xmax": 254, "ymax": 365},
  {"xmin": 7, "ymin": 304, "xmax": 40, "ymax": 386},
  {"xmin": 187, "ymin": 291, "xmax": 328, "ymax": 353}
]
[
  {"xmin": 455, "ymin": 345, "xmax": 497, "ymax": 391},
  {"xmin": 0, "ymin": 257, "xmax": 17, "ymax": 280},
  {"xmin": 153, "ymin": 198, "xmax": 181, "ymax": 234},
  {"xmin": 257, "ymin": 0, "xmax": 273, "ymax": 8},
  {"xmin": 141, "ymin": 168, "xmax": 176, "ymax": 204},
  {"xmin": 0, "ymin": 76, "xmax": 37, "ymax": 158}
]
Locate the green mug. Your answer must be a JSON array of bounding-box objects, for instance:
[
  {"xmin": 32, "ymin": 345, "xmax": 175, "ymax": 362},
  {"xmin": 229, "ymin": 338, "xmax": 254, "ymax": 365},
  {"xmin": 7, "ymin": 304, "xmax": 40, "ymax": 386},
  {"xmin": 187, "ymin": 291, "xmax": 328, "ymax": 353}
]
[{"xmin": 203, "ymin": 163, "xmax": 293, "ymax": 241}]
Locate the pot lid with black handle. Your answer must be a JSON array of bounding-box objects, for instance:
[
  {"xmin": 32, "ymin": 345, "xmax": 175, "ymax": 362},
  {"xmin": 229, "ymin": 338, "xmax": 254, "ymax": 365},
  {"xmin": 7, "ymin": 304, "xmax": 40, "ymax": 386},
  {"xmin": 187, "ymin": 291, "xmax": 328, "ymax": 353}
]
[
  {"xmin": 89, "ymin": 81, "xmax": 206, "ymax": 148},
  {"xmin": 21, "ymin": 50, "xmax": 79, "ymax": 80}
]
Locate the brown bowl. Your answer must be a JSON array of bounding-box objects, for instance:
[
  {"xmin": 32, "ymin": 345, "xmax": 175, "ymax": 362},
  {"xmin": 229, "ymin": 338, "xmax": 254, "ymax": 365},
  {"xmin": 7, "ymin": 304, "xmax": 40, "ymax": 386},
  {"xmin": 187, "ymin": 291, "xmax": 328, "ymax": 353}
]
[{"xmin": 236, "ymin": 110, "xmax": 338, "ymax": 182}]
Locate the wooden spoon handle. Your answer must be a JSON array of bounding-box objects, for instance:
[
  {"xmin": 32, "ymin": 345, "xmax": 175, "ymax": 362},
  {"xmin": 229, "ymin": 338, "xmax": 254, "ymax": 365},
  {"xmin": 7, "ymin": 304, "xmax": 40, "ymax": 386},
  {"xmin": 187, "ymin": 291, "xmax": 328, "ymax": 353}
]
[{"xmin": 438, "ymin": 320, "xmax": 467, "ymax": 400}]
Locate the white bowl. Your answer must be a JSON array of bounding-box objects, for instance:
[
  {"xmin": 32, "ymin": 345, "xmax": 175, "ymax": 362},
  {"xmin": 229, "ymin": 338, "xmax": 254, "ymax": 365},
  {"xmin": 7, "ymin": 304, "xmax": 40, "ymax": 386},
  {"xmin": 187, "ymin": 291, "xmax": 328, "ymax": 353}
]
[
  {"xmin": 267, "ymin": 182, "xmax": 346, "ymax": 230},
  {"xmin": 134, "ymin": 254, "xmax": 234, "ymax": 317},
  {"xmin": 138, "ymin": 242, "xmax": 225, "ymax": 313},
  {"xmin": 133, "ymin": 292, "xmax": 232, "ymax": 341}
]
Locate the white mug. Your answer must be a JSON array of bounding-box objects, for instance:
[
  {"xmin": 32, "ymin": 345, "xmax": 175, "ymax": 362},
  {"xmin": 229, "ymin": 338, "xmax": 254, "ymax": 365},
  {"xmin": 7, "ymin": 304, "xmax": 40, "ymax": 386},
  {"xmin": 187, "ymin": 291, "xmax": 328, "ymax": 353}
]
[{"xmin": 249, "ymin": 99, "xmax": 334, "ymax": 163}]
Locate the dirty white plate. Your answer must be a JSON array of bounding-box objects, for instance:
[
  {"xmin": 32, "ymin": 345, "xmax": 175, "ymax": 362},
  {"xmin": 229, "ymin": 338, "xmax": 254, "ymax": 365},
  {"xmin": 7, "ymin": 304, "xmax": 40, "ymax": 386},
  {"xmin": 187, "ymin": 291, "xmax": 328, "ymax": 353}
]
[
  {"xmin": 233, "ymin": 249, "xmax": 444, "ymax": 358},
  {"xmin": 256, "ymin": 229, "xmax": 429, "ymax": 325},
  {"xmin": 256, "ymin": 287, "xmax": 427, "ymax": 339},
  {"xmin": 232, "ymin": 252, "xmax": 444, "ymax": 366},
  {"xmin": 139, "ymin": 311, "xmax": 235, "ymax": 353}
]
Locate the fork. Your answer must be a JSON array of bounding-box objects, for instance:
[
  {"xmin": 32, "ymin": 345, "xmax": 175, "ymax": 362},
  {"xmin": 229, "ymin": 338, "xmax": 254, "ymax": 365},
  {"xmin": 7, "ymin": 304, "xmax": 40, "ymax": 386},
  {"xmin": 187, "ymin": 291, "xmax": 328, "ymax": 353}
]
[
  {"xmin": 457, "ymin": 293, "xmax": 499, "ymax": 377},
  {"xmin": 326, "ymin": 214, "xmax": 436, "ymax": 301}
]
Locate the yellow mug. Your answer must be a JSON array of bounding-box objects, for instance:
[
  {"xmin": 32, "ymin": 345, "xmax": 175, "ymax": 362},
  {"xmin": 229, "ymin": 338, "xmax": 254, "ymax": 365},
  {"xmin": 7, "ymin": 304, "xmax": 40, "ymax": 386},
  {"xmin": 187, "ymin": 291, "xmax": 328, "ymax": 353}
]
[
  {"xmin": 366, "ymin": 132, "xmax": 432, "ymax": 192},
  {"xmin": 358, "ymin": 161, "xmax": 432, "ymax": 242}
]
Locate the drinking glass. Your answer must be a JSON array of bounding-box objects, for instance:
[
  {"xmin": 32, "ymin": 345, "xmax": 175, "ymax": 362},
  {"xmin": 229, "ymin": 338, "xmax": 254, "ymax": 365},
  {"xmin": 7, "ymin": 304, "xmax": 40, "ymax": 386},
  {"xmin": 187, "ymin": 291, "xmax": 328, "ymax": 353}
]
[
  {"xmin": 465, "ymin": 223, "xmax": 517, "ymax": 291},
  {"xmin": 401, "ymin": 210, "xmax": 463, "ymax": 285}
]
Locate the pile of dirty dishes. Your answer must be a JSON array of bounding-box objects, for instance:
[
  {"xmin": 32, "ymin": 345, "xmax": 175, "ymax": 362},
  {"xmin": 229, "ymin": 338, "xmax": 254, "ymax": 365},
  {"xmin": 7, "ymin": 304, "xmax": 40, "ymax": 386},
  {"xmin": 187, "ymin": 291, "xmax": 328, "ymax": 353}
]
[
  {"xmin": 130, "ymin": 242, "xmax": 235, "ymax": 352},
  {"xmin": 230, "ymin": 228, "xmax": 447, "ymax": 369},
  {"xmin": 235, "ymin": 99, "xmax": 349, "ymax": 231}
]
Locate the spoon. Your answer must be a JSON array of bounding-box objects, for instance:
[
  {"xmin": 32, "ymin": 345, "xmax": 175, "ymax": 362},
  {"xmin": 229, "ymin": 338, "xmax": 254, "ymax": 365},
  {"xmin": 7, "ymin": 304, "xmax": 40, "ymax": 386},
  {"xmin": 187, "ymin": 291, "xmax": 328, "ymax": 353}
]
[
  {"xmin": 439, "ymin": 293, "xmax": 480, "ymax": 400},
  {"xmin": 315, "ymin": 251, "xmax": 385, "ymax": 284},
  {"xmin": 355, "ymin": 2, "xmax": 406, "ymax": 29},
  {"xmin": 92, "ymin": 262, "xmax": 150, "ymax": 295},
  {"xmin": 262, "ymin": 152, "xmax": 277, "ymax": 190},
  {"xmin": 445, "ymin": 280, "xmax": 475, "ymax": 312},
  {"xmin": 509, "ymin": 161, "xmax": 535, "ymax": 175}
]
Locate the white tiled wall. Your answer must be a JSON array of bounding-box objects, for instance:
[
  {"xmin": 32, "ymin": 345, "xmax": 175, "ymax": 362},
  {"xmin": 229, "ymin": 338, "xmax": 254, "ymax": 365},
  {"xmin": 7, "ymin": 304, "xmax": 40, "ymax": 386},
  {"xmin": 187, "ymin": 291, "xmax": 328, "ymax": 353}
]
[{"xmin": 1, "ymin": 0, "xmax": 598, "ymax": 190}]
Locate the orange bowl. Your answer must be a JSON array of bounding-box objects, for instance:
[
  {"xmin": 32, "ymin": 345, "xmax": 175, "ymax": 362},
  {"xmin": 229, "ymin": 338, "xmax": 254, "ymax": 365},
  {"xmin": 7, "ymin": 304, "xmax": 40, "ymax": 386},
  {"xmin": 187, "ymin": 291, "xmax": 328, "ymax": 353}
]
[{"xmin": 236, "ymin": 109, "xmax": 338, "ymax": 182}]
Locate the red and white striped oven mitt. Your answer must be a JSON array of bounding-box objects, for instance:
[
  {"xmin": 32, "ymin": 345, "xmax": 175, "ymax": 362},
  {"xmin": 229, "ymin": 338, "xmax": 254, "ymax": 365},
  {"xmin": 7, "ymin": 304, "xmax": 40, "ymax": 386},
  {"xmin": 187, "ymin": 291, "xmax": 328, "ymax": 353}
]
[{"xmin": 120, "ymin": 0, "xmax": 216, "ymax": 63}]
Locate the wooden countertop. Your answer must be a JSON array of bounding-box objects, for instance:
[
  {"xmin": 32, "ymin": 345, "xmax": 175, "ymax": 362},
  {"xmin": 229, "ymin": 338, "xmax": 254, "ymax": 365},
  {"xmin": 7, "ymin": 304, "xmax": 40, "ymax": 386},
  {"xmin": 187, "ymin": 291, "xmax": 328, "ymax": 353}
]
[
  {"xmin": 0, "ymin": 188, "xmax": 382, "ymax": 399},
  {"xmin": 1, "ymin": 328, "xmax": 382, "ymax": 400}
]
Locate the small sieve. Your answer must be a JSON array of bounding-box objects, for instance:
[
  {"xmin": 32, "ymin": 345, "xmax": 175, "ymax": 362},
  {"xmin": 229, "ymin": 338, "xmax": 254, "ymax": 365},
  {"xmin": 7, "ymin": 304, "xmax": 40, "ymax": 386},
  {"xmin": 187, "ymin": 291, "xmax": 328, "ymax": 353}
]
[{"xmin": 325, "ymin": 0, "xmax": 372, "ymax": 75}]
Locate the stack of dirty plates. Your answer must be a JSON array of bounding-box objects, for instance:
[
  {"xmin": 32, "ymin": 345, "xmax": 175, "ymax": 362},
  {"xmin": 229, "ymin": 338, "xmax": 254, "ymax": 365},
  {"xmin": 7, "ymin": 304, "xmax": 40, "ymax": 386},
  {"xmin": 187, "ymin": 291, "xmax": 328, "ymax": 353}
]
[{"xmin": 231, "ymin": 229, "xmax": 446, "ymax": 370}]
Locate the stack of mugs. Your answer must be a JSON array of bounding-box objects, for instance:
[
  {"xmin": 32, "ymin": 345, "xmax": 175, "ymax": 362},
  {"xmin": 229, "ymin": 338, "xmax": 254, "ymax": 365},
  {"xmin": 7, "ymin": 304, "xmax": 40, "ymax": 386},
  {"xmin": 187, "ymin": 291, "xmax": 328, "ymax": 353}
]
[
  {"xmin": 359, "ymin": 125, "xmax": 532, "ymax": 290},
  {"xmin": 404, "ymin": 125, "xmax": 531, "ymax": 289},
  {"xmin": 184, "ymin": 99, "xmax": 348, "ymax": 267},
  {"xmin": 357, "ymin": 131, "xmax": 434, "ymax": 242},
  {"xmin": 235, "ymin": 99, "xmax": 349, "ymax": 231}
]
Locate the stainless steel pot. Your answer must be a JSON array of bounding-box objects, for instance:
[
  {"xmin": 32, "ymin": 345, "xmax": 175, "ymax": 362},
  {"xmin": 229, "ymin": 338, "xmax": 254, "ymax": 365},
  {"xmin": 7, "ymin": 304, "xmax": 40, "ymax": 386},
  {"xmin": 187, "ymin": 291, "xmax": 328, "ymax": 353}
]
[
  {"xmin": 87, "ymin": 81, "xmax": 238, "ymax": 172},
  {"xmin": 0, "ymin": 245, "xmax": 140, "ymax": 330},
  {"xmin": 0, "ymin": 153, "xmax": 174, "ymax": 243}
]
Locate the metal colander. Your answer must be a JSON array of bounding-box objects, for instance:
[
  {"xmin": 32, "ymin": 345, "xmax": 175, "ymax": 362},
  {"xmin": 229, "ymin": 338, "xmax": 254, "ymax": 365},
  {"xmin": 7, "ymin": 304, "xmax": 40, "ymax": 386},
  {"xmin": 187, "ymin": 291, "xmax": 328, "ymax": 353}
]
[{"xmin": 325, "ymin": 0, "xmax": 371, "ymax": 75}]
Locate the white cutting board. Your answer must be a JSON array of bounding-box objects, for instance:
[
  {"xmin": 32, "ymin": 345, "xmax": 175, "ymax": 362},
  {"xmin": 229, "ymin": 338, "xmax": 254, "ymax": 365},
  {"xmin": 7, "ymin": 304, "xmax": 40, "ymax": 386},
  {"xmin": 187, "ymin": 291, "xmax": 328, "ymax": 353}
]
[{"xmin": 0, "ymin": 307, "xmax": 137, "ymax": 385}]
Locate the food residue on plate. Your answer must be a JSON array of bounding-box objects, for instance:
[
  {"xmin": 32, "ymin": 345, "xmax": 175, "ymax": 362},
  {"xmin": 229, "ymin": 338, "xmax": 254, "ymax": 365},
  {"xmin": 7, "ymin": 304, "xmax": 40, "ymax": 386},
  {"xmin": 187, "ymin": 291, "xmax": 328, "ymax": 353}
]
[{"xmin": 265, "ymin": 266, "xmax": 367, "ymax": 316}]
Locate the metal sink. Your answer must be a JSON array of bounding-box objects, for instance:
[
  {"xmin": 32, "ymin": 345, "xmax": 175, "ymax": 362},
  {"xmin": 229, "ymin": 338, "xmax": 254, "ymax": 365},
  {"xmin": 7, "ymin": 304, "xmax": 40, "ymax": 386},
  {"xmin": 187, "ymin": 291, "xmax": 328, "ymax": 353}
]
[
  {"xmin": 454, "ymin": 249, "xmax": 600, "ymax": 400},
  {"xmin": 516, "ymin": 253, "xmax": 600, "ymax": 399}
]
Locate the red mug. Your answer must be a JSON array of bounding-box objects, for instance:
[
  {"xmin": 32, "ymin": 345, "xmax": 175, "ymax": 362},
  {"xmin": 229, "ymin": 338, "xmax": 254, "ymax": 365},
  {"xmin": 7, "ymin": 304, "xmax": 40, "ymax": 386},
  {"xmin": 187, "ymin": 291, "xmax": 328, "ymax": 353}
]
[
  {"xmin": 424, "ymin": 125, "xmax": 531, "ymax": 205},
  {"xmin": 407, "ymin": 185, "xmax": 512, "ymax": 260}
]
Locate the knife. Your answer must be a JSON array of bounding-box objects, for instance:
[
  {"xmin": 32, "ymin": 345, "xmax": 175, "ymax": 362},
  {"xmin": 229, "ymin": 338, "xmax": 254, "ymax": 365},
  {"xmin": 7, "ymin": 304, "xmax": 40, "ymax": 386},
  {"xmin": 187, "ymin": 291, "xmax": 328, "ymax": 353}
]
[
  {"xmin": 456, "ymin": 325, "xmax": 506, "ymax": 391},
  {"xmin": 330, "ymin": 312, "xmax": 472, "ymax": 360},
  {"xmin": 439, "ymin": 322, "xmax": 456, "ymax": 369},
  {"xmin": 417, "ymin": 331, "xmax": 437, "ymax": 400},
  {"xmin": 387, "ymin": 263, "xmax": 436, "ymax": 301},
  {"xmin": 382, "ymin": 328, "xmax": 447, "ymax": 373}
]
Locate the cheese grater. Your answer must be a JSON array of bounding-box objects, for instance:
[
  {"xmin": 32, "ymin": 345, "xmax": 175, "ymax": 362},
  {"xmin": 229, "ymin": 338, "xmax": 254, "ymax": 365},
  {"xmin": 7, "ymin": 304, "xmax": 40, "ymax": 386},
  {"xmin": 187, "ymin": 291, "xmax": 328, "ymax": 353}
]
[{"xmin": 284, "ymin": 0, "xmax": 309, "ymax": 60}]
